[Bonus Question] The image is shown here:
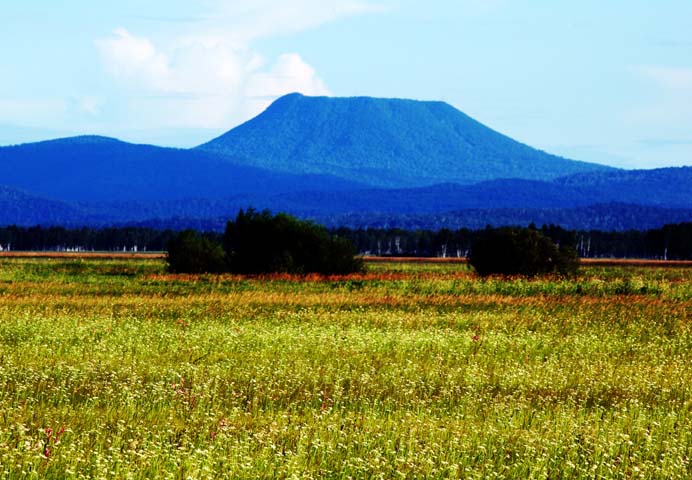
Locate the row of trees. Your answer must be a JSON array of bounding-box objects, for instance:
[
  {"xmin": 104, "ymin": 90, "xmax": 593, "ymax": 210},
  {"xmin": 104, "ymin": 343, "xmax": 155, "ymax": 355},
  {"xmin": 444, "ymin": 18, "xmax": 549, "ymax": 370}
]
[
  {"xmin": 468, "ymin": 227, "xmax": 579, "ymax": 277},
  {"xmin": 1, "ymin": 221, "xmax": 692, "ymax": 260},
  {"xmin": 0, "ymin": 225, "xmax": 178, "ymax": 252},
  {"xmin": 334, "ymin": 223, "xmax": 692, "ymax": 260},
  {"xmin": 167, "ymin": 209, "xmax": 364, "ymax": 274},
  {"xmin": 166, "ymin": 219, "xmax": 577, "ymax": 277}
]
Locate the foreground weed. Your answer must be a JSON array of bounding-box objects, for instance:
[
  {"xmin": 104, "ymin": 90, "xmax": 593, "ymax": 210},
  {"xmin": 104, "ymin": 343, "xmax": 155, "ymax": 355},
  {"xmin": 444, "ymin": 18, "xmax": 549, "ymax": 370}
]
[{"xmin": 0, "ymin": 259, "xmax": 691, "ymax": 478}]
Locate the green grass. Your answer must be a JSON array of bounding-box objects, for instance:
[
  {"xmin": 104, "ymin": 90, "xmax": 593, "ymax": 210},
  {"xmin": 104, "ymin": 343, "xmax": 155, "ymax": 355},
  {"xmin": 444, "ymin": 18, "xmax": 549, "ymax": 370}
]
[{"xmin": 1, "ymin": 258, "xmax": 691, "ymax": 478}]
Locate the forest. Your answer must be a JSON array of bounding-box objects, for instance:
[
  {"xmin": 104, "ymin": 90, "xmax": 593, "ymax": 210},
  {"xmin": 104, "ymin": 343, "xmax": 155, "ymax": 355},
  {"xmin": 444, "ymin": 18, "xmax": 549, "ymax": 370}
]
[{"xmin": 0, "ymin": 221, "xmax": 691, "ymax": 260}]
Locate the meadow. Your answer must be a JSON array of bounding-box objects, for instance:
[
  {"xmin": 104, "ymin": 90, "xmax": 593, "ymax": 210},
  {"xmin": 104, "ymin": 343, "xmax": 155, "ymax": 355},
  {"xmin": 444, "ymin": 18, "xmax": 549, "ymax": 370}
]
[{"xmin": 0, "ymin": 257, "xmax": 691, "ymax": 479}]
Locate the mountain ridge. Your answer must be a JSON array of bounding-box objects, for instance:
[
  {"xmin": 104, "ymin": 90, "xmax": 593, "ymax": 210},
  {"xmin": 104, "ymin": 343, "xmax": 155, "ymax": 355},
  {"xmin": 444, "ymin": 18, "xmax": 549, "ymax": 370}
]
[
  {"xmin": 0, "ymin": 93, "xmax": 689, "ymax": 231},
  {"xmin": 0, "ymin": 135, "xmax": 367, "ymax": 202},
  {"xmin": 3, "ymin": 171, "xmax": 692, "ymax": 231},
  {"xmin": 197, "ymin": 93, "xmax": 613, "ymax": 187}
]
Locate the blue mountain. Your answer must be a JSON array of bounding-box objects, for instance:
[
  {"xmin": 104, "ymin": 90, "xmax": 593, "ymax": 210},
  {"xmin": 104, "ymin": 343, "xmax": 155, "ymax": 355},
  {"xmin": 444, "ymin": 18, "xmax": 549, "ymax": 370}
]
[
  {"xmin": 0, "ymin": 135, "xmax": 364, "ymax": 202},
  {"xmin": 0, "ymin": 185, "xmax": 86, "ymax": 225},
  {"xmin": 0, "ymin": 94, "xmax": 690, "ymax": 231},
  {"xmin": 553, "ymin": 167, "xmax": 692, "ymax": 208},
  {"xmin": 269, "ymin": 172, "xmax": 692, "ymax": 214},
  {"xmin": 197, "ymin": 93, "xmax": 612, "ymax": 187}
]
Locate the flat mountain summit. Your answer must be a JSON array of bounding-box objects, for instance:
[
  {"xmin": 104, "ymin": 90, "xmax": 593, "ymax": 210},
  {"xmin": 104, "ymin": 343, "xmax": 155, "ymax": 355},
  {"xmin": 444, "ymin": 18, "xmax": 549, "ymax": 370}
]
[{"xmin": 198, "ymin": 93, "xmax": 612, "ymax": 187}]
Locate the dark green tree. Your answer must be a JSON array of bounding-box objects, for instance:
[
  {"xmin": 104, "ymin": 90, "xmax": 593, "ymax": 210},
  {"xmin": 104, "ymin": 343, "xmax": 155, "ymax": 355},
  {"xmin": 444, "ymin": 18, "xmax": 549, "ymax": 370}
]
[
  {"xmin": 166, "ymin": 230, "xmax": 226, "ymax": 274},
  {"xmin": 224, "ymin": 209, "xmax": 363, "ymax": 274},
  {"xmin": 469, "ymin": 226, "xmax": 579, "ymax": 277}
]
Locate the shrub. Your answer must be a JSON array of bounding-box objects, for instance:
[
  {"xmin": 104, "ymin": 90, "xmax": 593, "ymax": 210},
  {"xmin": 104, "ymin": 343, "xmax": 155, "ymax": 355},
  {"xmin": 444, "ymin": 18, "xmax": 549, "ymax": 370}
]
[
  {"xmin": 224, "ymin": 209, "xmax": 363, "ymax": 275},
  {"xmin": 166, "ymin": 230, "xmax": 226, "ymax": 274},
  {"xmin": 469, "ymin": 226, "xmax": 579, "ymax": 277}
]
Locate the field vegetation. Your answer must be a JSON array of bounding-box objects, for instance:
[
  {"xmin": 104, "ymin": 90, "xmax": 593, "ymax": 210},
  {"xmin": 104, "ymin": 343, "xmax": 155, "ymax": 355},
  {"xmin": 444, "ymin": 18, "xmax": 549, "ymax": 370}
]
[{"xmin": 1, "ymin": 257, "xmax": 691, "ymax": 478}]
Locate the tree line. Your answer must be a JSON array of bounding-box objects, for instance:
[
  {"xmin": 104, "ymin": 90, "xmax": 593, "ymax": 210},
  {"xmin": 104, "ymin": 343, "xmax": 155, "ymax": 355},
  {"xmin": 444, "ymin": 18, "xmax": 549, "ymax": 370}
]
[
  {"xmin": 335, "ymin": 223, "xmax": 692, "ymax": 260},
  {"xmin": 1, "ymin": 221, "xmax": 691, "ymax": 260},
  {"xmin": 0, "ymin": 225, "xmax": 178, "ymax": 252}
]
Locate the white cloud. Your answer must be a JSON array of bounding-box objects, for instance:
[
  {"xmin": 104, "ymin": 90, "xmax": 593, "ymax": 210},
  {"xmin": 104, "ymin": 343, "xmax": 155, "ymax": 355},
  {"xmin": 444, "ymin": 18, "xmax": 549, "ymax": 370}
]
[
  {"xmin": 247, "ymin": 53, "xmax": 330, "ymax": 98},
  {"xmin": 96, "ymin": 29, "xmax": 173, "ymax": 92},
  {"xmin": 96, "ymin": 28, "xmax": 331, "ymax": 129},
  {"xmin": 93, "ymin": 0, "xmax": 386, "ymax": 131},
  {"xmin": 96, "ymin": 28, "xmax": 257, "ymax": 97}
]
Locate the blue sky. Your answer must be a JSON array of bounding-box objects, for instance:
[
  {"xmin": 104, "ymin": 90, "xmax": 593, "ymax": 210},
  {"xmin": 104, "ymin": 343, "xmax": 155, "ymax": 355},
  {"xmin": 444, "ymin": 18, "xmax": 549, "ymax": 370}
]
[{"xmin": 1, "ymin": 1, "xmax": 691, "ymax": 168}]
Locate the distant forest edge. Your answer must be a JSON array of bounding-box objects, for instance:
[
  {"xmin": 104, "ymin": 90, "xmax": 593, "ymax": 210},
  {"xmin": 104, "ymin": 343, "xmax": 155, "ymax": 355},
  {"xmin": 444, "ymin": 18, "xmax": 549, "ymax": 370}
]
[
  {"xmin": 3, "ymin": 194, "xmax": 692, "ymax": 233},
  {"xmin": 1, "ymin": 222, "xmax": 692, "ymax": 260}
]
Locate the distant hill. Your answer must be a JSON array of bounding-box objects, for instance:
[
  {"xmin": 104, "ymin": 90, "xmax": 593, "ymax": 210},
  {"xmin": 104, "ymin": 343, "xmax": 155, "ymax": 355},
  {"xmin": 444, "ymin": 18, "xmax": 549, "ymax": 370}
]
[
  {"xmin": 198, "ymin": 93, "xmax": 612, "ymax": 187},
  {"xmin": 2, "ymin": 183, "xmax": 691, "ymax": 232},
  {"xmin": 118, "ymin": 203, "xmax": 692, "ymax": 233},
  {"xmin": 0, "ymin": 186, "xmax": 86, "ymax": 226},
  {"xmin": 273, "ymin": 170, "xmax": 692, "ymax": 214},
  {"xmin": 0, "ymin": 136, "xmax": 364, "ymax": 202},
  {"xmin": 272, "ymin": 179, "xmax": 601, "ymax": 214},
  {"xmin": 554, "ymin": 167, "xmax": 692, "ymax": 208},
  {"xmin": 310, "ymin": 203, "xmax": 692, "ymax": 232},
  {"xmin": 1, "ymin": 95, "xmax": 690, "ymax": 232}
]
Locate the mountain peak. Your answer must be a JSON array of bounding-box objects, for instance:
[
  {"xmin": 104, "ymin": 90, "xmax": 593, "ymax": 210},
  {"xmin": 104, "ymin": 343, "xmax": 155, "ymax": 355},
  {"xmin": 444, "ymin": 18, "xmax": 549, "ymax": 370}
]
[{"xmin": 198, "ymin": 94, "xmax": 612, "ymax": 188}]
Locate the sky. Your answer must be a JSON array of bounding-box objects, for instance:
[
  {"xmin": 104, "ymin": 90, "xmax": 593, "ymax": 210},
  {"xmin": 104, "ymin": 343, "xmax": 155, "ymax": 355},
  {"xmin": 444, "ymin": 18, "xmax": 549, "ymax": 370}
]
[{"xmin": 1, "ymin": 0, "xmax": 691, "ymax": 169}]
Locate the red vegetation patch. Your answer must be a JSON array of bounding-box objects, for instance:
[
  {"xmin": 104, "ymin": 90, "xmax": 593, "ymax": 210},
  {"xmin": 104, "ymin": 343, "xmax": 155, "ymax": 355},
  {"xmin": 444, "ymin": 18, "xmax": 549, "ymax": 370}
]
[{"xmin": 145, "ymin": 271, "xmax": 475, "ymax": 283}]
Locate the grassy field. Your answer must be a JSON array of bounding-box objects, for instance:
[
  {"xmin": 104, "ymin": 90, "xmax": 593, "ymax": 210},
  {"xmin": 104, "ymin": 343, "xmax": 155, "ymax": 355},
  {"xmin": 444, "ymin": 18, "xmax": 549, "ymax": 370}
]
[{"xmin": 1, "ymin": 258, "xmax": 691, "ymax": 479}]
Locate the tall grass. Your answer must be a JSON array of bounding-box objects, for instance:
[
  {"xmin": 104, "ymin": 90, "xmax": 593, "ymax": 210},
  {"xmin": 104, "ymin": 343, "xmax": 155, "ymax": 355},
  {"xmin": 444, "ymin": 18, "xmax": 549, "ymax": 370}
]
[{"xmin": 0, "ymin": 258, "xmax": 691, "ymax": 478}]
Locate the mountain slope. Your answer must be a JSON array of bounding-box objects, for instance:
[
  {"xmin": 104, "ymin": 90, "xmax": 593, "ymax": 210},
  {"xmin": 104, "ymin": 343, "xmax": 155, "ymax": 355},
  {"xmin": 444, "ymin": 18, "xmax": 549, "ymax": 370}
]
[
  {"xmin": 198, "ymin": 93, "xmax": 613, "ymax": 187},
  {"xmin": 0, "ymin": 186, "xmax": 87, "ymax": 226},
  {"xmin": 119, "ymin": 203, "xmax": 692, "ymax": 233},
  {"xmin": 272, "ymin": 179, "xmax": 603, "ymax": 214},
  {"xmin": 275, "ymin": 169, "xmax": 692, "ymax": 214},
  {"xmin": 2, "ymin": 185, "xmax": 691, "ymax": 232},
  {"xmin": 310, "ymin": 203, "xmax": 692, "ymax": 232},
  {"xmin": 555, "ymin": 167, "xmax": 692, "ymax": 208},
  {"xmin": 0, "ymin": 136, "xmax": 365, "ymax": 202}
]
